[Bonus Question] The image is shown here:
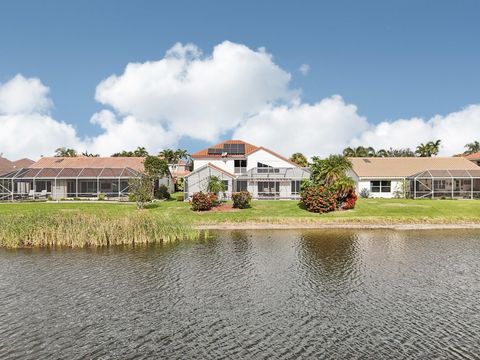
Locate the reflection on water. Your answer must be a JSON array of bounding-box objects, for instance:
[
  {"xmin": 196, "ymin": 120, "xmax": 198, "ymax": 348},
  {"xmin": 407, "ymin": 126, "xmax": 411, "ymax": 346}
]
[{"xmin": 1, "ymin": 229, "xmax": 480, "ymax": 359}]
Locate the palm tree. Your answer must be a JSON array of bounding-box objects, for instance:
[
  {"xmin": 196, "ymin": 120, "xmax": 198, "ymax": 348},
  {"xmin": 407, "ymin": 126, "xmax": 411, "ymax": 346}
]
[
  {"xmin": 428, "ymin": 140, "xmax": 441, "ymax": 156},
  {"xmin": 174, "ymin": 149, "xmax": 189, "ymax": 162},
  {"xmin": 342, "ymin": 146, "xmax": 369, "ymax": 157},
  {"xmin": 81, "ymin": 151, "xmax": 99, "ymax": 157},
  {"xmin": 377, "ymin": 149, "xmax": 388, "ymax": 157},
  {"xmin": 416, "ymin": 143, "xmax": 432, "ymax": 157},
  {"xmin": 206, "ymin": 176, "xmax": 225, "ymax": 194},
  {"xmin": 289, "ymin": 152, "xmax": 308, "ymax": 167},
  {"xmin": 311, "ymin": 155, "xmax": 353, "ymax": 187},
  {"xmin": 54, "ymin": 147, "xmax": 77, "ymax": 157},
  {"xmin": 366, "ymin": 147, "xmax": 376, "ymax": 157},
  {"xmin": 464, "ymin": 141, "xmax": 480, "ymax": 155},
  {"xmin": 159, "ymin": 149, "xmax": 177, "ymax": 164},
  {"xmin": 133, "ymin": 146, "xmax": 149, "ymax": 157}
]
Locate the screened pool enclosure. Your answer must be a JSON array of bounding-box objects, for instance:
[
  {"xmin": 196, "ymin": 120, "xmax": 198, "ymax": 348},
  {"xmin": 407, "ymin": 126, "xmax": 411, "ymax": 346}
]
[
  {"xmin": 0, "ymin": 167, "xmax": 140, "ymax": 200},
  {"xmin": 408, "ymin": 169, "xmax": 480, "ymax": 199}
]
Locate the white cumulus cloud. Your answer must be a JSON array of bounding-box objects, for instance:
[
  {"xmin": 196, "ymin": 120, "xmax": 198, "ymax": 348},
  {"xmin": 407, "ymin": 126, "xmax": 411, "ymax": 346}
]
[
  {"xmin": 1, "ymin": 42, "xmax": 480, "ymax": 161},
  {"xmin": 299, "ymin": 64, "xmax": 310, "ymax": 76}
]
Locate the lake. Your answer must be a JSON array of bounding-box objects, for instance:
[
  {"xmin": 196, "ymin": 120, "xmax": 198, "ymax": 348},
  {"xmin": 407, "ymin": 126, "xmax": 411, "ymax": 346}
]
[{"xmin": 0, "ymin": 229, "xmax": 479, "ymax": 359}]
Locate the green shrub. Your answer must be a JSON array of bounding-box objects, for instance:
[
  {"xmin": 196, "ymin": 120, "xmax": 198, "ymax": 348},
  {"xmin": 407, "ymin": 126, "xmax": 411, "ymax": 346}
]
[
  {"xmin": 128, "ymin": 193, "xmax": 136, "ymax": 202},
  {"xmin": 155, "ymin": 184, "xmax": 170, "ymax": 200},
  {"xmin": 191, "ymin": 192, "xmax": 217, "ymax": 211},
  {"xmin": 176, "ymin": 177, "xmax": 184, "ymax": 192},
  {"xmin": 47, "ymin": 196, "xmax": 53, "ymax": 201},
  {"xmin": 176, "ymin": 194, "xmax": 184, "ymax": 201},
  {"xmin": 359, "ymin": 188, "xmax": 370, "ymax": 198},
  {"xmin": 98, "ymin": 193, "xmax": 106, "ymax": 201},
  {"xmin": 232, "ymin": 191, "xmax": 252, "ymax": 209},
  {"xmin": 300, "ymin": 185, "xmax": 337, "ymax": 213}
]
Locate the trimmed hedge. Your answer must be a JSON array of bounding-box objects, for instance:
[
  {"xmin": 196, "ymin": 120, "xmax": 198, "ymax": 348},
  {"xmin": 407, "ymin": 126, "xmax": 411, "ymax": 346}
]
[{"xmin": 232, "ymin": 191, "xmax": 252, "ymax": 209}]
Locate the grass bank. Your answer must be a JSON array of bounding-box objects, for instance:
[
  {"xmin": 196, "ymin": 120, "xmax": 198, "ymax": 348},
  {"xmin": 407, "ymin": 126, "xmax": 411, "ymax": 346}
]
[
  {"xmin": 1, "ymin": 198, "xmax": 480, "ymax": 247},
  {"xmin": 0, "ymin": 211, "xmax": 202, "ymax": 248}
]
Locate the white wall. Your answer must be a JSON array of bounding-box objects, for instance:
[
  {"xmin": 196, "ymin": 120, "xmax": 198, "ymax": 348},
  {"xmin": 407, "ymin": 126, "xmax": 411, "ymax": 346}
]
[
  {"xmin": 246, "ymin": 149, "xmax": 294, "ymax": 170},
  {"xmin": 185, "ymin": 165, "xmax": 233, "ymax": 199},
  {"xmin": 356, "ymin": 179, "xmax": 405, "ymax": 198},
  {"xmin": 193, "ymin": 159, "xmax": 235, "ymax": 173}
]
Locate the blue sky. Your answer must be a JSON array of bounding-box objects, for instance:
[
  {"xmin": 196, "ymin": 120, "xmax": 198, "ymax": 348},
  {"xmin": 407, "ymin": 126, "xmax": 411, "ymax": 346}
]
[{"xmin": 1, "ymin": 0, "xmax": 480, "ymax": 159}]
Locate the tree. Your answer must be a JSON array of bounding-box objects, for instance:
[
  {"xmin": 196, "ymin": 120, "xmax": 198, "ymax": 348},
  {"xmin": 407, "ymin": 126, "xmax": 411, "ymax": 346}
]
[
  {"xmin": 289, "ymin": 152, "xmax": 308, "ymax": 167},
  {"xmin": 81, "ymin": 151, "xmax": 99, "ymax": 157},
  {"xmin": 342, "ymin": 146, "xmax": 369, "ymax": 157},
  {"xmin": 159, "ymin": 149, "xmax": 177, "ymax": 164},
  {"xmin": 129, "ymin": 176, "xmax": 154, "ymax": 209},
  {"xmin": 310, "ymin": 155, "xmax": 353, "ymax": 187},
  {"xmin": 54, "ymin": 147, "xmax": 77, "ymax": 157},
  {"xmin": 464, "ymin": 141, "xmax": 480, "ymax": 155},
  {"xmin": 174, "ymin": 149, "xmax": 189, "ymax": 163},
  {"xmin": 143, "ymin": 156, "xmax": 169, "ymax": 178},
  {"xmin": 416, "ymin": 140, "xmax": 441, "ymax": 157},
  {"xmin": 206, "ymin": 176, "xmax": 225, "ymax": 195},
  {"xmin": 112, "ymin": 146, "xmax": 149, "ymax": 157}
]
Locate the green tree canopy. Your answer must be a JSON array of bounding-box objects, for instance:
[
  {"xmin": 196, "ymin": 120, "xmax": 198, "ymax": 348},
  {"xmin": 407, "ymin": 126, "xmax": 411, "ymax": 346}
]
[
  {"xmin": 464, "ymin": 141, "xmax": 480, "ymax": 155},
  {"xmin": 310, "ymin": 155, "xmax": 353, "ymax": 187},
  {"xmin": 289, "ymin": 152, "xmax": 308, "ymax": 167},
  {"xmin": 54, "ymin": 147, "xmax": 78, "ymax": 157}
]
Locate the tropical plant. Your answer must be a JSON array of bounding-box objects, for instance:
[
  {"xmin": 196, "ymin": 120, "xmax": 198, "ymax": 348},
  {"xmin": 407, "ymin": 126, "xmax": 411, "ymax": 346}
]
[
  {"xmin": 330, "ymin": 176, "xmax": 356, "ymax": 203},
  {"xmin": 300, "ymin": 185, "xmax": 337, "ymax": 213},
  {"xmin": 159, "ymin": 149, "xmax": 177, "ymax": 164},
  {"xmin": 359, "ymin": 188, "xmax": 370, "ymax": 198},
  {"xmin": 289, "ymin": 152, "xmax": 308, "ymax": 167},
  {"xmin": 112, "ymin": 146, "xmax": 150, "ymax": 157},
  {"xmin": 232, "ymin": 191, "xmax": 252, "ymax": 209},
  {"xmin": 129, "ymin": 176, "xmax": 154, "ymax": 209},
  {"xmin": 416, "ymin": 140, "xmax": 441, "ymax": 157},
  {"xmin": 310, "ymin": 155, "xmax": 353, "ymax": 187},
  {"xmin": 54, "ymin": 147, "xmax": 77, "ymax": 157},
  {"xmin": 154, "ymin": 184, "xmax": 170, "ymax": 200},
  {"xmin": 343, "ymin": 146, "xmax": 369, "ymax": 157},
  {"xmin": 464, "ymin": 141, "xmax": 480, "ymax": 155},
  {"xmin": 176, "ymin": 177, "xmax": 185, "ymax": 192},
  {"xmin": 206, "ymin": 176, "xmax": 226, "ymax": 195},
  {"xmin": 341, "ymin": 190, "xmax": 358, "ymax": 210},
  {"xmin": 190, "ymin": 192, "xmax": 217, "ymax": 211},
  {"xmin": 81, "ymin": 151, "xmax": 99, "ymax": 157}
]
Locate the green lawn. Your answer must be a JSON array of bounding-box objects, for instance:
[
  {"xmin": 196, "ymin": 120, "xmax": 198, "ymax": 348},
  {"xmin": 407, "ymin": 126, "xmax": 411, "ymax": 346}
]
[{"xmin": 1, "ymin": 198, "xmax": 480, "ymax": 224}]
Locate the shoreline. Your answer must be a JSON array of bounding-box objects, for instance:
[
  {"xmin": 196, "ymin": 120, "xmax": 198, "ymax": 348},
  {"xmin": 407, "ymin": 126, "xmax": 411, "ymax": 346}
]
[{"xmin": 196, "ymin": 222, "xmax": 480, "ymax": 230}]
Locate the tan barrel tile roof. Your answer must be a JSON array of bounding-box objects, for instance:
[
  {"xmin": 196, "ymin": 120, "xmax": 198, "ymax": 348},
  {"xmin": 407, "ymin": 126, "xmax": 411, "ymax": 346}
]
[
  {"xmin": 30, "ymin": 157, "xmax": 145, "ymax": 172},
  {"xmin": 350, "ymin": 157, "xmax": 480, "ymax": 178}
]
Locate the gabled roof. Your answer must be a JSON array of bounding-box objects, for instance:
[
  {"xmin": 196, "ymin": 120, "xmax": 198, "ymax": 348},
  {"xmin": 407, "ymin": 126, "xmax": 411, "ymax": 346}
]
[
  {"xmin": 191, "ymin": 139, "xmax": 300, "ymax": 167},
  {"xmin": 185, "ymin": 162, "xmax": 235, "ymax": 178},
  {"xmin": 191, "ymin": 139, "xmax": 259, "ymax": 158},
  {"xmin": 13, "ymin": 158, "xmax": 35, "ymax": 168},
  {"xmin": 30, "ymin": 157, "xmax": 146, "ymax": 172},
  {"xmin": 350, "ymin": 157, "xmax": 480, "ymax": 178},
  {"xmin": 0, "ymin": 157, "xmax": 15, "ymax": 175},
  {"xmin": 465, "ymin": 152, "xmax": 480, "ymax": 160}
]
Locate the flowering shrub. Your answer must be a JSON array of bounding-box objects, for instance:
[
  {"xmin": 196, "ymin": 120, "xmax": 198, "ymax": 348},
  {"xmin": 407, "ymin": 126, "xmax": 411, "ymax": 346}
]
[
  {"xmin": 190, "ymin": 192, "xmax": 218, "ymax": 211},
  {"xmin": 300, "ymin": 185, "xmax": 337, "ymax": 213},
  {"xmin": 232, "ymin": 191, "xmax": 252, "ymax": 209},
  {"xmin": 341, "ymin": 190, "xmax": 358, "ymax": 210}
]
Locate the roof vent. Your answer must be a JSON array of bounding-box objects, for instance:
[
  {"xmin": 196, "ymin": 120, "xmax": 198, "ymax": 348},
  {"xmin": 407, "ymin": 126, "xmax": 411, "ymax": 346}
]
[
  {"xmin": 363, "ymin": 159, "xmax": 371, "ymax": 163},
  {"xmin": 55, "ymin": 158, "xmax": 64, "ymax": 163}
]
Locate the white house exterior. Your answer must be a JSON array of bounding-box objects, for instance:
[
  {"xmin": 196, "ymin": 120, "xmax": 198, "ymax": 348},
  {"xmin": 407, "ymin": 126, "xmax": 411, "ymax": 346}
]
[
  {"xmin": 349, "ymin": 157, "xmax": 480, "ymax": 199},
  {"xmin": 185, "ymin": 140, "xmax": 309, "ymax": 200}
]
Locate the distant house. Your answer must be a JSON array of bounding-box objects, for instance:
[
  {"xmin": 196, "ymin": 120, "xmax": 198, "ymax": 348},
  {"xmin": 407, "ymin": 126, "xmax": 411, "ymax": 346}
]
[
  {"xmin": 0, "ymin": 157, "xmax": 35, "ymax": 176},
  {"xmin": 464, "ymin": 152, "xmax": 480, "ymax": 166},
  {"xmin": 0, "ymin": 156, "xmax": 173, "ymax": 200},
  {"xmin": 349, "ymin": 157, "xmax": 480, "ymax": 199},
  {"xmin": 185, "ymin": 140, "xmax": 309, "ymax": 200},
  {"xmin": 168, "ymin": 160, "xmax": 190, "ymax": 188}
]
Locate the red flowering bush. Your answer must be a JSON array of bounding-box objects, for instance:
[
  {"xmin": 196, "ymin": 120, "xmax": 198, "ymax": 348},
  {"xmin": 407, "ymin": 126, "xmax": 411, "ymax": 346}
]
[
  {"xmin": 232, "ymin": 191, "xmax": 252, "ymax": 209},
  {"xmin": 300, "ymin": 185, "xmax": 337, "ymax": 213},
  {"xmin": 191, "ymin": 192, "xmax": 218, "ymax": 211},
  {"xmin": 341, "ymin": 190, "xmax": 358, "ymax": 210}
]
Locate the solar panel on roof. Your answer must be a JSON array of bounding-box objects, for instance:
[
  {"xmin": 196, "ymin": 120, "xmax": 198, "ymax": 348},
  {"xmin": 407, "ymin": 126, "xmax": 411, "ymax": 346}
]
[
  {"xmin": 208, "ymin": 148, "xmax": 222, "ymax": 155},
  {"xmin": 223, "ymin": 143, "xmax": 245, "ymax": 155}
]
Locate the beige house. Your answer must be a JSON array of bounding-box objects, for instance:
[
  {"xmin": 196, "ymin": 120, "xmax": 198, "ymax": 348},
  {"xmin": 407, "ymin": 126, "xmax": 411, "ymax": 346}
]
[
  {"xmin": 349, "ymin": 157, "xmax": 480, "ymax": 199},
  {"xmin": 0, "ymin": 156, "xmax": 174, "ymax": 200}
]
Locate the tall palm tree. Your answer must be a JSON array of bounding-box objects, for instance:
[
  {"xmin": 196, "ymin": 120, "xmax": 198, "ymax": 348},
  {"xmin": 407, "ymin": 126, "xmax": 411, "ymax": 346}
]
[
  {"xmin": 311, "ymin": 155, "xmax": 353, "ymax": 187},
  {"xmin": 428, "ymin": 140, "xmax": 441, "ymax": 156},
  {"xmin": 290, "ymin": 152, "xmax": 308, "ymax": 167},
  {"xmin": 54, "ymin": 147, "xmax": 77, "ymax": 157},
  {"xmin": 133, "ymin": 147, "xmax": 149, "ymax": 157},
  {"xmin": 376, "ymin": 149, "xmax": 388, "ymax": 157},
  {"xmin": 159, "ymin": 149, "xmax": 177, "ymax": 164},
  {"xmin": 464, "ymin": 141, "xmax": 480, "ymax": 155},
  {"xmin": 342, "ymin": 146, "xmax": 369, "ymax": 157},
  {"xmin": 81, "ymin": 151, "xmax": 99, "ymax": 157},
  {"xmin": 206, "ymin": 176, "xmax": 225, "ymax": 194},
  {"xmin": 366, "ymin": 147, "xmax": 376, "ymax": 157}
]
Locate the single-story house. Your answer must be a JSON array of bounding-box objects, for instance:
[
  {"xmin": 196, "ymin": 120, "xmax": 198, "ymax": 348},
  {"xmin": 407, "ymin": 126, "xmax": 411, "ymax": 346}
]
[
  {"xmin": 0, "ymin": 156, "xmax": 174, "ymax": 200},
  {"xmin": 349, "ymin": 157, "xmax": 480, "ymax": 199},
  {"xmin": 0, "ymin": 157, "xmax": 35, "ymax": 175},
  {"xmin": 185, "ymin": 140, "xmax": 310, "ymax": 200}
]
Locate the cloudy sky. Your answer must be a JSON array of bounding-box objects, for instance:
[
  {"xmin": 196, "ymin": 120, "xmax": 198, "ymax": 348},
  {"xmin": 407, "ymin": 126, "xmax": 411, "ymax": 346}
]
[{"xmin": 1, "ymin": 1, "xmax": 480, "ymax": 160}]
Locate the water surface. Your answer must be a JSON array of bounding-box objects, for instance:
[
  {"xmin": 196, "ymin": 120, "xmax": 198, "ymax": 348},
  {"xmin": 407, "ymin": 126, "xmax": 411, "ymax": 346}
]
[{"xmin": 1, "ymin": 229, "xmax": 479, "ymax": 359}]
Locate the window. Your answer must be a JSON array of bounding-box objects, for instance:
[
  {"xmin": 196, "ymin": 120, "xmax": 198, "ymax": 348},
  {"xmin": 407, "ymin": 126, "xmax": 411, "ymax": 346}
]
[
  {"xmin": 257, "ymin": 162, "xmax": 279, "ymax": 173},
  {"xmin": 80, "ymin": 180, "xmax": 97, "ymax": 194},
  {"xmin": 236, "ymin": 180, "xmax": 248, "ymax": 192},
  {"xmin": 434, "ymin": 180, "xmax": 446, "ymax": 190},
  {"xmin": 222, "ymin": 180, "xmax": 229, "ymax": 191},
  {"xmin": 291, "ymin": 180, "xmax": 301, "ymax": 195},
  {"xmin": 370, "ymin": 180, "xmax": 391, "ymax": 193},
  {"xmin": 234, "ymin": 159, "xmax": 247, "ymax": 173},
  {"xmin": 258, "ymin": 181, "xmax": 280, "ymax": 197}
]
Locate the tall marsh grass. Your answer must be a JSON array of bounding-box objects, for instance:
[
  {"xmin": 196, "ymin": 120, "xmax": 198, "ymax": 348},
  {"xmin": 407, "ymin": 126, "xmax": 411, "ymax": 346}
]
[{"xmin": 0, "ymin": 212, "xmax": 203, "ymax": 248}]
